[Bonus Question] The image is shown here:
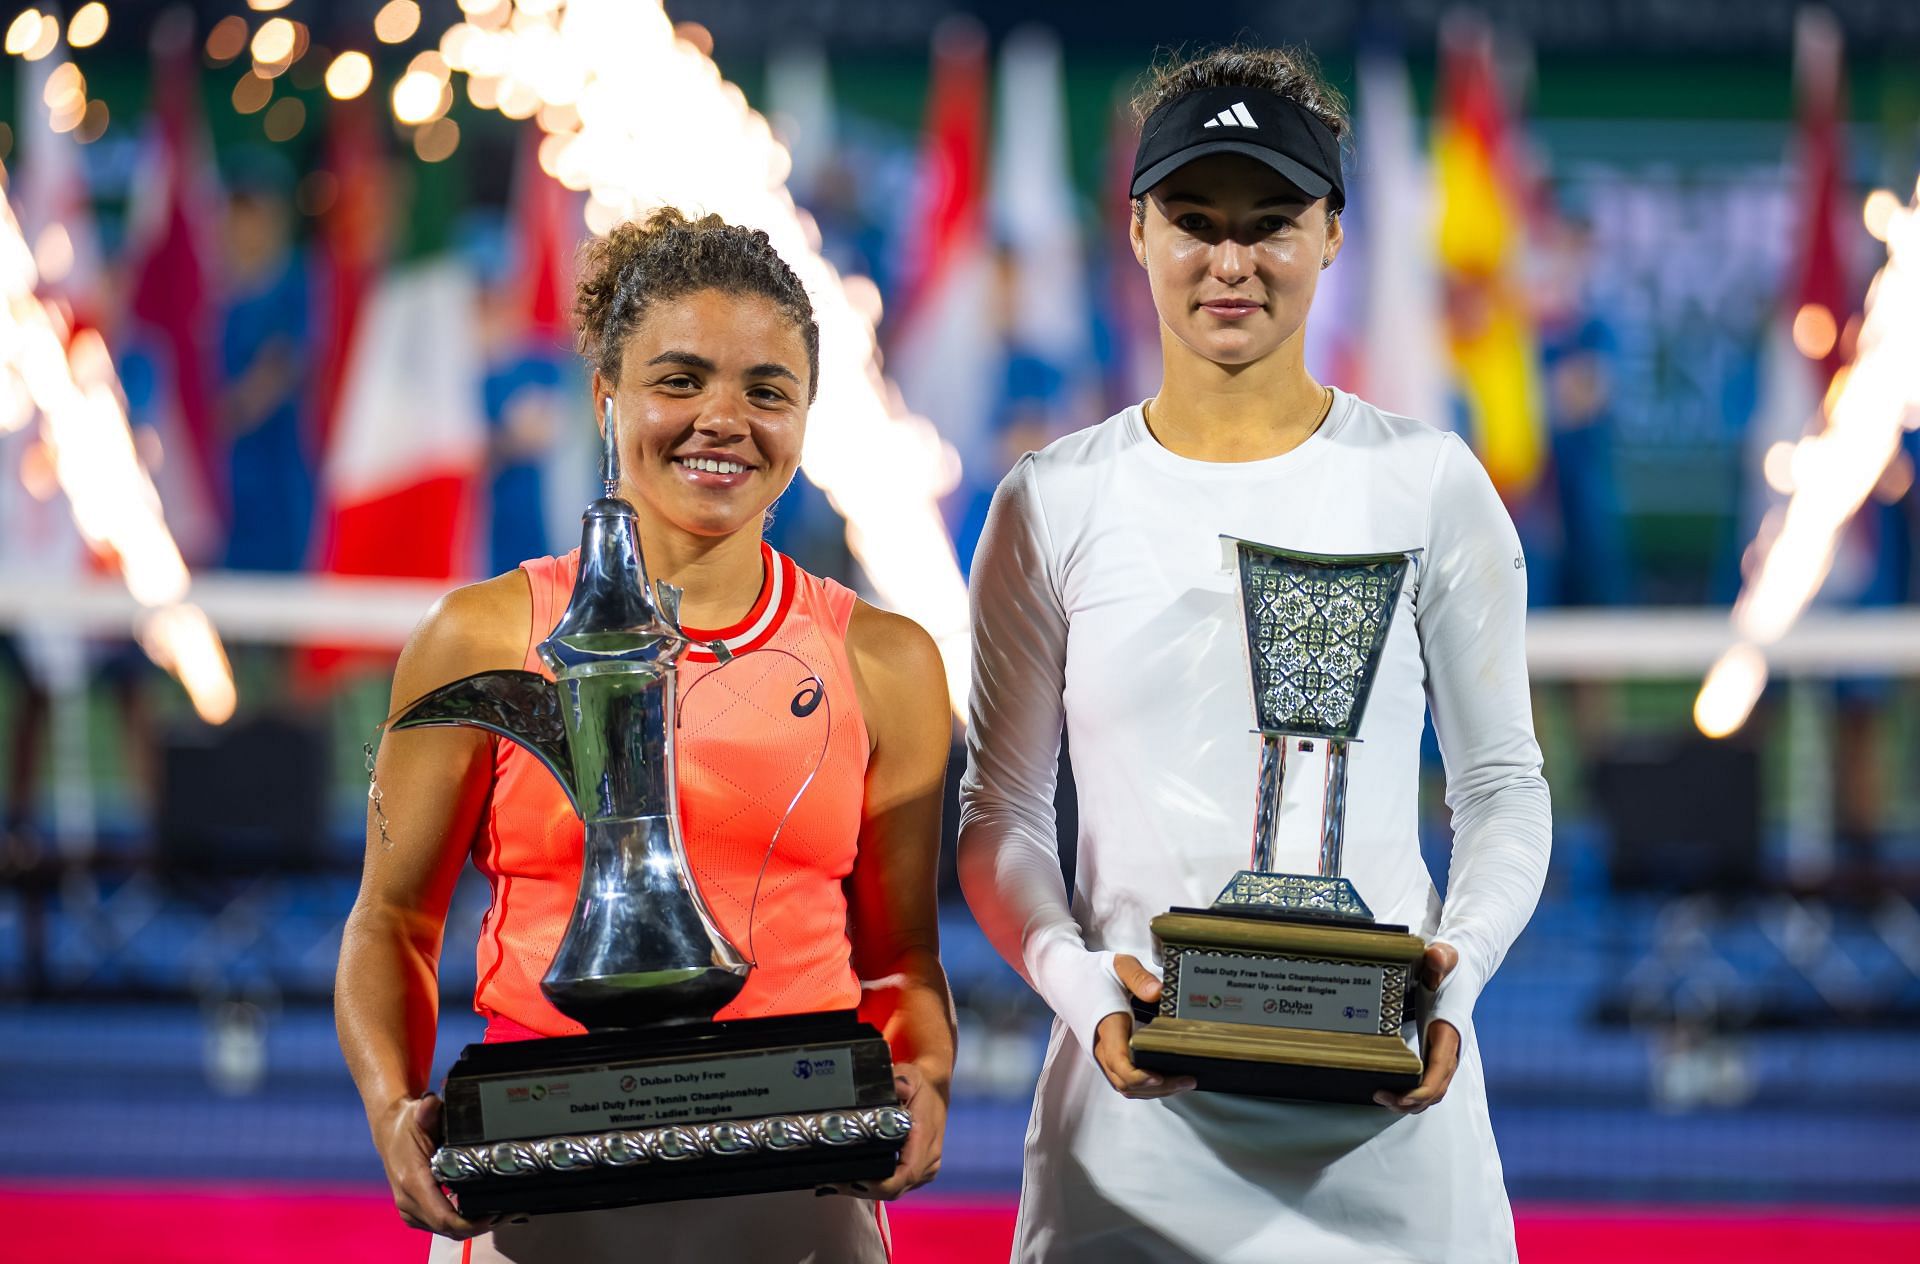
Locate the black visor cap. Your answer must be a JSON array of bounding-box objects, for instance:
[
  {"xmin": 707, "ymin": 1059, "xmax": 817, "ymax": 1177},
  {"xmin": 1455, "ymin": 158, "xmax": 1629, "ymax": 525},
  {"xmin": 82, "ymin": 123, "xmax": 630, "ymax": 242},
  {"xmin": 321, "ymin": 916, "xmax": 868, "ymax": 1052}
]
[{"xmin": 1130, "ymin": 86, "xmax": 1344, "ymax": 211}]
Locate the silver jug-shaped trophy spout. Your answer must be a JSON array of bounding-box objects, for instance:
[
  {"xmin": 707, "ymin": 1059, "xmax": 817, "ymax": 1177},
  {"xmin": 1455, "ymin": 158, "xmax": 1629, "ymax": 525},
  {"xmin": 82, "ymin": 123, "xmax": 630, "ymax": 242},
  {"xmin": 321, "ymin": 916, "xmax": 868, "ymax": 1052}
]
[{"xmin": 388, "ymin": 399, "xmax": 749, "ymax": 1028}]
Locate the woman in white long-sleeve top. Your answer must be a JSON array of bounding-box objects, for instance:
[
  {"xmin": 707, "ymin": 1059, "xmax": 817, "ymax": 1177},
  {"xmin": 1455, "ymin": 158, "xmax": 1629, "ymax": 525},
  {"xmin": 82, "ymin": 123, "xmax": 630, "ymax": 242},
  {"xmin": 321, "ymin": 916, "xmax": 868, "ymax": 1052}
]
[{"xmin": 957, "ymin": 44, "xmax": 1552, "ymax": 1264}]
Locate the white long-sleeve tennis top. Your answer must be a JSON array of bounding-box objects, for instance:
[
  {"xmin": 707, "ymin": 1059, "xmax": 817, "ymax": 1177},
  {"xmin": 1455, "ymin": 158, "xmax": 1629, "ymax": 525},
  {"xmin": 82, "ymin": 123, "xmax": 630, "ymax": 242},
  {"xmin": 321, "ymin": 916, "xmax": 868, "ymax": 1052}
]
[{"xmin": 958, "ymin": 392, "xmax": 1552, "ymax": 1263}]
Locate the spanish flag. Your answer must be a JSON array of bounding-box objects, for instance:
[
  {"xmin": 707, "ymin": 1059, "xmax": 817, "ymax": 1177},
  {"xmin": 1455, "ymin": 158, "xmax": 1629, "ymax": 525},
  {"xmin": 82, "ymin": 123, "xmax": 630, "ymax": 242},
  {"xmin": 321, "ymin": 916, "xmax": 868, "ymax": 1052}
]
[
  {"xmin": 1433, "ymin": 18, "xmax": 1544, "ymax": 503},
  {"xmin": 889, "ymin": 18, "xmax": 997, "ymax": 480}
]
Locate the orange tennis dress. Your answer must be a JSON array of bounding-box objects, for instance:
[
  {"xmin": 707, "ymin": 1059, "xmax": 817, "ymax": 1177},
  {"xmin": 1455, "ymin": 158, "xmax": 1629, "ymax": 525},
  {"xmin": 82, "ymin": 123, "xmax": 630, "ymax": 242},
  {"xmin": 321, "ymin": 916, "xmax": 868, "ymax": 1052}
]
[
  {"xmin": 433, "ymin": 544, "xmax": 894, "ymax": 1262},
  {"xmin": 471, "ymin": 541, "xmax": 871, "ymax": 1040}
]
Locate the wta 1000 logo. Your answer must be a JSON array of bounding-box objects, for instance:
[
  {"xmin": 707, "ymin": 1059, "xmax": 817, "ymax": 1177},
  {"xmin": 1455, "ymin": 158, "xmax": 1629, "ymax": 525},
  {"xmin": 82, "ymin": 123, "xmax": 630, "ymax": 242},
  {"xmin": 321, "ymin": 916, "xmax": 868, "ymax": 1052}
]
[
  {"xmin": 504, "ymin": 1080, "xmax": 570, "ymax": 1103},
  {"xmin": 792, "ymin": 1055, "xmax": 840, "ymax": 1080}
]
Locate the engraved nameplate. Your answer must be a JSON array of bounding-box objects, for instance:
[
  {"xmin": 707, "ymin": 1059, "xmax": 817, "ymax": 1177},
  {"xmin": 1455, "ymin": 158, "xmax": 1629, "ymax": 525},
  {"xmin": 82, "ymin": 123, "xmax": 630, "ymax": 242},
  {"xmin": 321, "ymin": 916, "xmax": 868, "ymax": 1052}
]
[
  {"xmin": 1174, "ymin": 952, "xmax": 1384, "ymax": 1035},
  {"xmin": 476, "ymin": 1046, "xmax": 859, "ymax": 1138}
]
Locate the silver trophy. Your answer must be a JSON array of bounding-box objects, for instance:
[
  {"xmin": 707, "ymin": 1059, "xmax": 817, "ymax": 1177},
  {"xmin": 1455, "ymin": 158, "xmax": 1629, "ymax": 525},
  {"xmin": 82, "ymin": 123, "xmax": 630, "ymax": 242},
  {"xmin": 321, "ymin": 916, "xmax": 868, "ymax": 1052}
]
[
  {"xmin": 1130, "ymin": 538, "xmax": 1429, "ymax": 1102},
  {"xmin": 391, "ymin": 403, "xmax": 748, "ymax": 1027},
  {"xmin": 1214, "ymin": 539, "xmax": 1413, "ymax": 917},
  {"xmin": 389, "ymin": 403, "xmax": 908, "ymax": 1215}
]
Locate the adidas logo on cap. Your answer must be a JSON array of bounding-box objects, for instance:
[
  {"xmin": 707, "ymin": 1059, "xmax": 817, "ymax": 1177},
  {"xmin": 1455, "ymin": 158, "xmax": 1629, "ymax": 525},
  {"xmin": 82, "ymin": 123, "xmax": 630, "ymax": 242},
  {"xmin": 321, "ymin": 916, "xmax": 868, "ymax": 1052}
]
[{"xmin": 1202, "ymin": 101, "xmax": 1259, "ymax": 129}]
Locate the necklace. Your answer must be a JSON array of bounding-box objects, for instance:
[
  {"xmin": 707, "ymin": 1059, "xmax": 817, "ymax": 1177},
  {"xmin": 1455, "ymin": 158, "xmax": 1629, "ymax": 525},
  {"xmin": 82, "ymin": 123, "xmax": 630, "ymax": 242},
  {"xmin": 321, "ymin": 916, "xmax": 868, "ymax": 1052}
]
[
  {"xmin": 1311, "ymin": 384, "xmax": 1334, "ymax": 429},
  {"xmin": 1142, "ymin": 383, "xmax": 1338, "ymax": 462}
]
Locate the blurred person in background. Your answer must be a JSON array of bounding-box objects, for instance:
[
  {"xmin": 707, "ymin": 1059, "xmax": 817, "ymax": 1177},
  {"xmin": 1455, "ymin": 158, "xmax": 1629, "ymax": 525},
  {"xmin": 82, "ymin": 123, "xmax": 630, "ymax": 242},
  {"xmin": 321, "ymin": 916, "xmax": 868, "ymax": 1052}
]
[
  {"xmin": 953, "ymin": 402, "xmax": 1063, "ymax": 577},
  {"xmin": 217, "ymin": 150, "xmax": 315, "ymax": 574},
  {"xmin": 480, "ymin": 349, "xmax": 563, "ymax": 577},
  {"xmin": 0, "ymin": 259, "xmax": 166, "ymax": 845},
  {"xmin": 959, "ymin": 44, "xmax": 1551, "ymax": 1263},
  {"xmin": 336, "ymin": 209, "xmax": 954, "ymax": 1262},
  {"xmin": 1830, "ymin": 429, "xmax": 1920, "ymax": 897},
  {"xmin": 464, "ymin": 215, "xmax": 564, "ymax": 578},
  {"xmin": 951, "ymin": 242, "xmax": 1078, "ymax": 573},
  {"xmin": 1531, "ymin": 202, "xmax": 1633, "ymax": 771},
  {"xmin": 0, "ymin": 635, "xmax": 50, "ymax": 859},
  {"xmin": 1535, "ymin": 205, "xmax": 1633, "ymax": 608}
]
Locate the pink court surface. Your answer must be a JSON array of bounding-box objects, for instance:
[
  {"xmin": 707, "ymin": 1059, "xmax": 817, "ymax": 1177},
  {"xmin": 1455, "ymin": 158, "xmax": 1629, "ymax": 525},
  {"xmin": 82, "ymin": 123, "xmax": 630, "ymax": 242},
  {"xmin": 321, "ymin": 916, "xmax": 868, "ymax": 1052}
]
[{"xmin": 5, "ymin": 1184, "xmax": 1918, "ymax": 1262}]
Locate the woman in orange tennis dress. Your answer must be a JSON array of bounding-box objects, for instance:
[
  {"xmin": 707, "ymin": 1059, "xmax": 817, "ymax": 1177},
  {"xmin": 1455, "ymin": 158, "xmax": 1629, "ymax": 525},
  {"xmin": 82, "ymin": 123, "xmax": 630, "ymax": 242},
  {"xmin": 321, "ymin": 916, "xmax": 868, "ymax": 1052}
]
[{"xmin": 335, "ymin": 209, "xmax": 955, "ymax": 1263}]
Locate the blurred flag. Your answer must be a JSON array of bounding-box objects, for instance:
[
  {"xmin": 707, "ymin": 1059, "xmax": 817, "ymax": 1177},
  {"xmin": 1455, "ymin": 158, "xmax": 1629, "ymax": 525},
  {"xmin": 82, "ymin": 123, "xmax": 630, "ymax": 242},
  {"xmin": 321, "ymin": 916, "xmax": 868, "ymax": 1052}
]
[
  {"xmin": 1353, "ymin": 47, "xmax": 1449, "ymax": 428},
  {"xmin": 306, "ymin": 260, "xmax": 486, "ymax": 677},
  {"xmin": 992, "ymin": 25, "xmax": 1090, "ymax": 386},
  {"xmin": 765, "ymin": 41, "xmax": 835, "ymax": 207},
  {"xmin": 0, "ymin": 52, "xmax": 98, "ymax": 683},
  {"xmin": 509, "ymin": 124, "xmax": 578, "ymax": 350},
  {"xmin": 310, "ymin": 98, "xmax": 390, "ymax": 469},
  {"xmin": 888, "ymin": 18, "xmax": 998, "ymax": 479},
  {"xmin": 1434, "ymin": 16, "xmax": 1543, "ymax": 501},
  {"xmin": 1301, "ymin": 176, "xmax": 1362, "ymax": 388},
  {"xmin": 1748, "ymin": 11, "xmax": 1853, "ymax": 487},
  {"xmin": 316, "ymin": 259, "xmax": 486, "ymax": 580},
  {"xmin": 14, "ymin": 53, "xmax": 104, "ymax": 327},
  {"xmin": 1745, "ymin": 10, "xmax": 1870, "ymax": 591},
  {"xmin": 124, "ymin": 12, "xmax": 223, "ymax": 562},
  {"xmin": 1098, "ymin": 99, "xmax": 1160, "ymax": 412},
  {"xmin": 1781, "ymin": 11, "xmax": 1854, "ymax": 390},
  {"xmin": 501, "ymin": 124, "xmax": 582, "ymax": 573}
]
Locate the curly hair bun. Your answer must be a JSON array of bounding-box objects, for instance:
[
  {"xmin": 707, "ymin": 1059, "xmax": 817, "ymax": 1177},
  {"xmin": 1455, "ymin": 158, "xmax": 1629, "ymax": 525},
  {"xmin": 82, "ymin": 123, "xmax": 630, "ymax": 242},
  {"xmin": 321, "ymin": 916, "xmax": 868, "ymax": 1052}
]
[{"xmin": 574, "ymin": 207, "xmax": 820, "ymax": 400}]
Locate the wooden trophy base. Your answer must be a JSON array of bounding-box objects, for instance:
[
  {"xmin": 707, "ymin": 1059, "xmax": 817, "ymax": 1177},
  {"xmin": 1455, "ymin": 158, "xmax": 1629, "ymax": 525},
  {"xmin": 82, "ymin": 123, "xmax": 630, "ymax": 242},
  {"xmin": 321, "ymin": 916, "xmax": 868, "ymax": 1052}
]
[{"xmin": 1131, "ymin": 881, "xmax": 1427, "ymax": 1105}]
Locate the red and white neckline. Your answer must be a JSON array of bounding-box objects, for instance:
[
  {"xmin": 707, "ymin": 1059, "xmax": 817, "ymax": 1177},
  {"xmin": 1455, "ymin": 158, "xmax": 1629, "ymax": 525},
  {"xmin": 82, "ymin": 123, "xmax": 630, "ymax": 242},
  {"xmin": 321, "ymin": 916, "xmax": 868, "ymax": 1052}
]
[{"xmin": 680, "ymin": 542, "xmax": 796, "ymax": 662}]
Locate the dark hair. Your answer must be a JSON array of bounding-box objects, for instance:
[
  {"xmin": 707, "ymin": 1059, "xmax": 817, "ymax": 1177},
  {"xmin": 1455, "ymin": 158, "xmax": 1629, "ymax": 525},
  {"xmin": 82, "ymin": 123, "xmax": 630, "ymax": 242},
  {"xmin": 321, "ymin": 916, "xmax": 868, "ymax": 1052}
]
[
  {"xmin": 574, "ymin": 207, "xmax": 820, "ymax": 401},
  {"xmin": 1129, "ymin": 44, "xmax": 1351, "ymax": 222}
]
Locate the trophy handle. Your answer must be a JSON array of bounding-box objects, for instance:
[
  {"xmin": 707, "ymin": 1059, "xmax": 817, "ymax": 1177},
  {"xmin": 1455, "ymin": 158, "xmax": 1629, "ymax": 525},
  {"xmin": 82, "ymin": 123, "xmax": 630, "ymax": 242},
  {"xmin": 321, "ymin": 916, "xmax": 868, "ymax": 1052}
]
[
  {"xmin": 1250, "ymin": 733, "xmax": 1286, "ymax": 872},
  {"xmin": 388, "ymin": 670, "xmax": 579, "ymax": 816},
  {"xmin": 1319, "ymin": 737, "xmax": 1350, "ymax": 878}
]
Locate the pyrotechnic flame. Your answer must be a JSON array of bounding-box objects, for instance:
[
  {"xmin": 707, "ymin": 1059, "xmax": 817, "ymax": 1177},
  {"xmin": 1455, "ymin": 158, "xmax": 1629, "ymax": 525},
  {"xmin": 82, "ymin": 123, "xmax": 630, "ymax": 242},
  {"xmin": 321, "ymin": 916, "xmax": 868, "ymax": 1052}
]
[
  {"xmin": 0, "ymin": 166, "xmax": 236, "ymax": 723},
  {"xmin": 428, "ymin": 0, "xmax": 972, "ymax": 714},
  {"xmin": 1694, "ymin": 643, "xmax": 1769, "ymax": 739},
  {"xmin": 1696, "ymin": 179, "xmax": 1920, "ymax": 737},
  {"xmin": 138, "ymin": 603, "xmax": 236, "ymax": 725}
]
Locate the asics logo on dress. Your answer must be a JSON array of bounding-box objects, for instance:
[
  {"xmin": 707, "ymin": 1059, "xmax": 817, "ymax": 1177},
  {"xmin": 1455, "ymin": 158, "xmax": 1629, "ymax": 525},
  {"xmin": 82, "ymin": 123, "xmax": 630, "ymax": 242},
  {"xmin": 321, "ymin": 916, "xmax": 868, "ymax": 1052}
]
[{"xmin": 1202, "ymin": 102, "xmax": 1259, "ymax": 129}]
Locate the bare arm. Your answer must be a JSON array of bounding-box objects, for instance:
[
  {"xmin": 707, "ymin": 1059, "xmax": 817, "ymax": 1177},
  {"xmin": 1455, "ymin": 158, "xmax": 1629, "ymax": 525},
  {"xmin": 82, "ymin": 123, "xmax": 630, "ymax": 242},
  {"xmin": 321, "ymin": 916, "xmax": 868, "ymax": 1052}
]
[
  {"xmin": 842, "ymin": 601, "xmax": 957, "ymax": 1198},
  {"xmin": 334, "ymin": 572, "xmax": 528, "ymax": 1237}
]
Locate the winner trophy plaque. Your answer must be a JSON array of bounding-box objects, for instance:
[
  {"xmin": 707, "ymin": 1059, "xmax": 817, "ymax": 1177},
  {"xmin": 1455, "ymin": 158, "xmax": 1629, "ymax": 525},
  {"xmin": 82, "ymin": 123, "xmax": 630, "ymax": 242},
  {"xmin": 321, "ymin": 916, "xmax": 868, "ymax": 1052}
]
[
  {"xmin": 391, "ymin": 405, "xmax": 907, "ymax": 1217},
  {"xmin": 1130, "ymin": 539, "xmax": 1428, "ymax": 1105}
]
